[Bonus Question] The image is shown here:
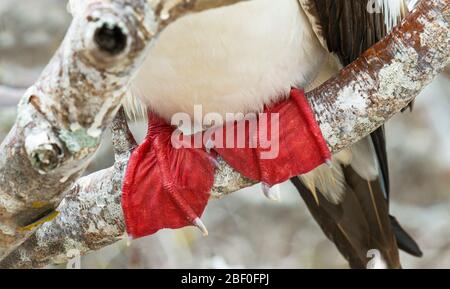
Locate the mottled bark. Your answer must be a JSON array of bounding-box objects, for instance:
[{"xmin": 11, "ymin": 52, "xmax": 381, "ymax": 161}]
[
  {"xmin": 0, "ymin": 0, "xmax": 154, "ymax": 260},
  {"xmin": 0, "ymin": 110, "xmax": 254, "ymax": 268},
  {"xmin": 0, "ymin": 0, "xmax": 449, "ymax": 268},
  {"xmin": 0, "ymin": 0, "xmax": 250, "ymax": 261},
  {"xmin": 309, "ymin": 0, "xmax": 450, "ymax": 152}
]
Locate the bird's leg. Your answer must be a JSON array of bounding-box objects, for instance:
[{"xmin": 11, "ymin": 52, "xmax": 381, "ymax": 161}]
[{"xmin": 122, "ymin": 111, "xmax": 214, "ymax": 238}]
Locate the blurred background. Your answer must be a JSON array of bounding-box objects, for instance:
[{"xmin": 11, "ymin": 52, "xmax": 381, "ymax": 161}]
[{"xmin": 1, "ymin": 0, "xmax": 449, "ymax": 269}]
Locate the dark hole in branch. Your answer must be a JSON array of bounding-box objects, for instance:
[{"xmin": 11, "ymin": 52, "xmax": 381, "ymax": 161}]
[
  {"xmin": 19, "ymin": 207, "xmax": 56, "ymax": 228},
  {"xmin": 94, "ymin": 23, "xmax": 127, "ymax": 56}
]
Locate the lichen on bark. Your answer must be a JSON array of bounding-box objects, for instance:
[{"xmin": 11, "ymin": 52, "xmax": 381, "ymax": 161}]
[{"xmin": 0, "ymin": 0, "xmax": 449, "ymax": 268}]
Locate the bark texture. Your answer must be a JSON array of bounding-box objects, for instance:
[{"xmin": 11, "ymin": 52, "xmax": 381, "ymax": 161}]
[
  {"xmin": 0, "ymin": 0, "xmax": 448, "ymax": 268},
  {"xmin": 309, "ymin": 0, "xmax": 450, "ymax": 152},
  {"xmin": 0, "ymin": 0, "xmax": 250, "ymax": 261}
]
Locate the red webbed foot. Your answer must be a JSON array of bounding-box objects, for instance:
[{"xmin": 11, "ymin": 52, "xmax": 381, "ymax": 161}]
[
  {"xmin": 122, "ymin": 113, "xmax": 215, "ymax": 239},
  {"xmin": 214, "ymin": 88, "xmax": 331, "ymax": 186},
  {"xmin": 122, "ymin": 88, "xmax": 331, "ymax": 240}
]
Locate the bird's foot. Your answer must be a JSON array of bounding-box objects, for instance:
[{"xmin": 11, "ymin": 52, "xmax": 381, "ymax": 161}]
[{"xmin": 121, "ymin": 113, "xmax": 214, "ymax": 239}]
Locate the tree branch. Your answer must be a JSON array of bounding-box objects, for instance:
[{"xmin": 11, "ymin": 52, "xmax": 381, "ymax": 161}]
[
  {"xmin": 0, "ymin": 0, "xmax": 449, "ymax": 268},
  {"xmin": 0, "ymin": 0, "xmax": 249, "ymax": 261},
  {"xmin": 0, "ymin": 110, "xmax": 253, "ymax": 268},
  {"xmin": 309, "ymin": 0, "xmax": 449, "ymax": 152}
]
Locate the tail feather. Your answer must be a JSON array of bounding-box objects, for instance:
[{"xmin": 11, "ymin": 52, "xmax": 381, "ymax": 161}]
[
  {"xmin": 292, "ymin": 166, "xmax": 401, "ymax": 269},
  {"xmin": 390, "ymin": 215, "xmax": 423, "ymax": 257},
  {"xmin": 293, "ymin": 0, "xmax": 418, "ymax": 268},
  {"xmin": 370, "ymin": 128, "xmax": 422, "ymax": 257}
]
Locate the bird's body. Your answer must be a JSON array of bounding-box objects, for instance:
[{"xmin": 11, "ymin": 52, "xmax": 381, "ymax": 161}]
[
  {"xmin": 126, "ymin": 0, "xmax": 421, "ymax": 268},
  {"xmin": 129, "ymin": 0, "xmax": 398, "ymax": 203},
  {"xmin": 130, "ymin": 0, "xmax": 326, "ymax": 123},
  {"xmin": 130, "ymin": 0, "xmax": 350, "ymax": 201}
]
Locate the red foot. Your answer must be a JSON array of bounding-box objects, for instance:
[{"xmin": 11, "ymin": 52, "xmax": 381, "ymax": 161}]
[
  {"xmin": 214, "ymin": 88, "xmax": 331, "ymax": 186},
  {"xmin": 122, "ymin": 113, "xmax": 215, "ymax": 239},
  {"xmin": 122, "ymin": 88, "xmax": 331, "ymax": 239}
]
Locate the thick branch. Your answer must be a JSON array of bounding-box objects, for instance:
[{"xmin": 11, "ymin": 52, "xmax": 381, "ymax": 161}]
[
  {"xmin": 0, "ymin": 111, "xmax": 252, "ymax": 268},
  {"xmin": 1, "ymin": 0, "xmax": 448, "ymax": 268},
  {"xmin": 309, "ymin": 0, "xmax": 450, "ymax": 152},
  {"xmin": 0, "ymin": 0, "xmax": 248, "ymax": 260}
]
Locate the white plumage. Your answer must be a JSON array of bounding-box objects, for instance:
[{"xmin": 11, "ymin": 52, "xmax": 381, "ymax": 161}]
[
  {"xmin": 128, "ymin": 0, "xmax": 326, "ymax": 123},
  {"xmin": 129, "ymin": 0, "xmax": 404, "ymax": 120},
  {"xmin": 126, "ymin": 0, "xmax": 406, "ymax": 203},
  {"xmin": 375, "ymin": 0, "xmax": 407, "ymax": 31}
]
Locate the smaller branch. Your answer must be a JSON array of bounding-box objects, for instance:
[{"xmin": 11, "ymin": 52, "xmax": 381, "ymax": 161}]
[
  {"xmin": 151, "ymin": 0, "xmax": 249, "ymax": 30},
  {"xmin": 111, "ymin": 108, "xmax": 138, "ymax": 156},
  {"xmin": 309, "ymin": 0, "xmax": 449, "ymax": 152},
  {"xmin": 0, "ymin": 110, "xmax": 135, "ymax": 268}
]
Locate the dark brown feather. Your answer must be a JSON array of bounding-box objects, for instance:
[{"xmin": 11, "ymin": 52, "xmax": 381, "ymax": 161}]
[
  {"xmin": 389, "ymin": 215, "xmax": 423, "ymax": 257},
  {"xmin": 370, "ymin": 126, "xmax": 390, "ymax": 199},
  {"xmin": 304, "ymin": 0, "xmax": 388, "ymax": 65},
  {"xmin": 291, "ymin": 176, "xmax": 401, "ymax": 269},
  {"xmin": 293, "ymin": 0, "xmax": 421, "ymax": 268}
]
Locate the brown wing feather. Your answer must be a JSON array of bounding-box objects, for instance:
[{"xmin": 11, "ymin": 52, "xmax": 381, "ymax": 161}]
[
  {"xmin": 299, "ymin": 0, "xmax": 389, "ymax": 65},
  {"xmin": 293, "ymin": 0, "xmax": 420, "ymax": 268},
  {"xmin": 291, "ymin": 176, "xmax": 401, "ymax": 268}
]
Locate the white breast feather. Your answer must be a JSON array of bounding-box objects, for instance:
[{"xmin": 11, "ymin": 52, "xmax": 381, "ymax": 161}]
[
  {"xmin": 376, "ymin": 0, "xmax": 407, "ymax": 32},
  {"xmin": 128, "ymin": 0, "xmax": 327, "ymax": 122},
  {"xmin": 128, "ymin": 0, "xmax": 406, "ymax": 205}
]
